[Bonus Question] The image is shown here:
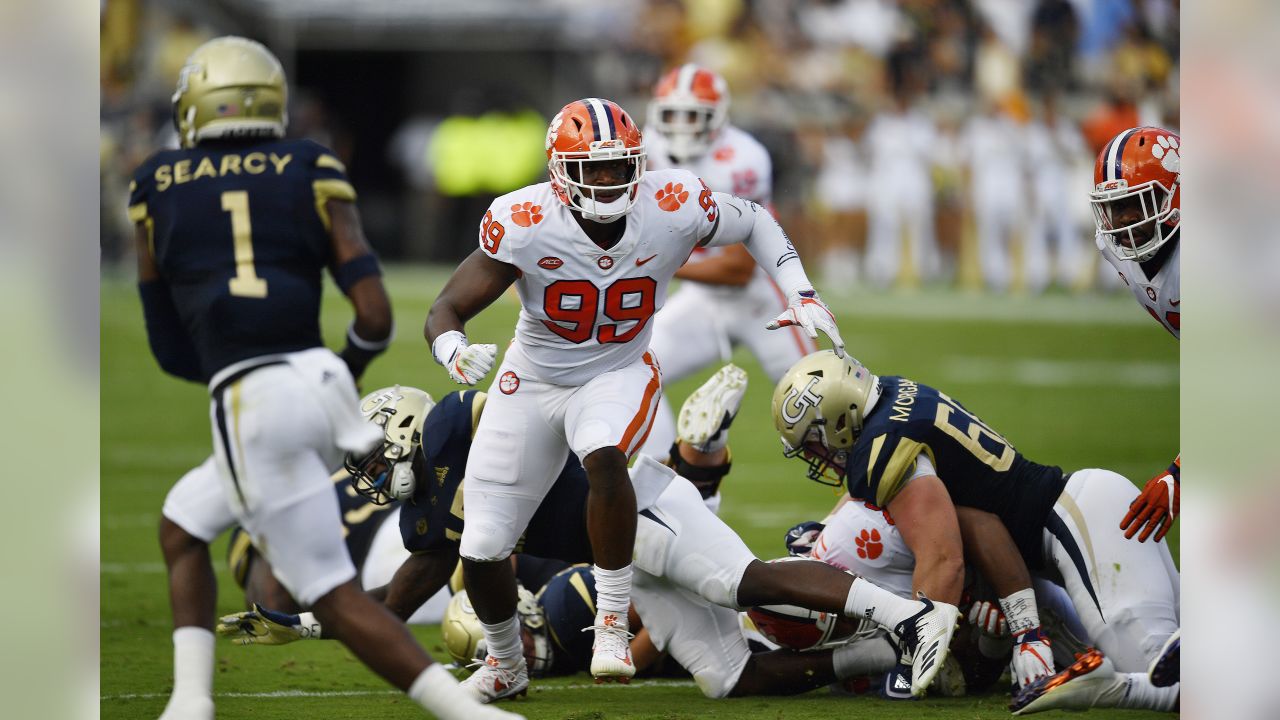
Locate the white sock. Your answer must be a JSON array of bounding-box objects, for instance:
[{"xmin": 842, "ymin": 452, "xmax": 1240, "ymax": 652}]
[
  {"xmin": 171, "ymin": 626, "xmax": 214, "ymax": 700},
  {"xmin": 409, "ymin": 664, "xmax": 483, "ymax": 720},
  {"xmin": 1115, "ymin": 673, "xmax": 1179, "ymax": 711},
  {"xmin": 844, "ymin": 577, "xmax": 922, "ymax": 629},
  {"xmin": 593, "ymin": 564, "xmax": 632, "ymax": 616},
  {"xmin": 479, "ymin": 615, "xmax": 523, "ymax": 665},
  {"xmin": 832, "ymin": 635, "xmax": 898, "ymax": 678}
]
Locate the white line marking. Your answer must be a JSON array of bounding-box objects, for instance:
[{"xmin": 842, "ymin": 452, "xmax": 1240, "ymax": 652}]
[
  {"xmin": 941, "ymin": 356, "xmax": 1177, "ymax": 388},
  {"xmin": 101, "ymin": 680, "xmax": 697, "ymax": 701},
  {"xmin": 101, "ymin": 562, "xmax": 167, "ymax": 574}
]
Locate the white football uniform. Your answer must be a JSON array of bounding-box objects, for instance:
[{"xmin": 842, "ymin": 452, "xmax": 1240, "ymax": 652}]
[
  {"xmin": 962, "ymin": 114, "xmax": 1031, "ymax": 293},
  {"xmin": 810, "ymin": 499, "xmax": 915, "ymax": 600},
  {"xmin": 460, "ymin": 168, "xmax": 718, "ymax": 562},
  {"xmin": 1096, "ymin": 233, "xmax": 1181, "ymax": 339},
  {"xmin": 640, "ymin": 124, "xmax": 815, "ymax": 460},
  {"xmin": 863, "ymin": 109, "xmax": 940, "ymax": 287}
]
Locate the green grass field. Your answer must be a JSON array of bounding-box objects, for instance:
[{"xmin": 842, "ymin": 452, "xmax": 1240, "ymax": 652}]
[{"xmin": 101, "ymin": 266, "xmax": 1178, "ymax": 719}]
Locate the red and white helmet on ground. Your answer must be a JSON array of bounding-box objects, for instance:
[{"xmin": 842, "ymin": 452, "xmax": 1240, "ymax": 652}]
[
  {"xmin": 648, "ymin": 63, "xmax": 730, "ymax": 163},
  {"xmin": 1090, "ymin": 126, "xmax": 1181, "ymax": 261},
  {"xmin": 546, "ymin": 97, "xmax": 646, "ymax": 224},
  {"xmin": 744, "ymin": 558, "xmax": 877, "ymax": 651}
]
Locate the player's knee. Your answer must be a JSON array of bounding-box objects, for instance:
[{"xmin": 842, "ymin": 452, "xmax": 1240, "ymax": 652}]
[
  {"xmin": 583, "ymin": 446, "xmax": 628, "ymax": 476},
  {"xmin": 458, "ymin": 523, "xmax": 516, "ymax": 563},
  {"xmin": 158, "ymin": 515, "xmax": 205, "ymax": 558}
]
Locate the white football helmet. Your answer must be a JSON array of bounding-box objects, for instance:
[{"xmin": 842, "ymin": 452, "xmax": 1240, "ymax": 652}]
[
  {"xmin": 345, "ymin": 386, "xmax": 435, "ymax": 505},
  {"xmin": 648, "ymin": 64, "xmax": 730, "ymax": 163}
]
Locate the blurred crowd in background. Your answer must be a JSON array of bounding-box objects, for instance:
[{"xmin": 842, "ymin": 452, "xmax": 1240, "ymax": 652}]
[{"xmin": 101, "ymin": 0, "xmax": 1178, "ymax": 295}]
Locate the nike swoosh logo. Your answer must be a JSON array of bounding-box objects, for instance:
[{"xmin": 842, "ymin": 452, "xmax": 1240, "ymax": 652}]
[
  {"xmin": 636, "ymin": 254, "xmax": 658, "ymax": 266},
  {"xmin": 1170, "ymin": 299, "xmax": 1180, "ymax": 306}
]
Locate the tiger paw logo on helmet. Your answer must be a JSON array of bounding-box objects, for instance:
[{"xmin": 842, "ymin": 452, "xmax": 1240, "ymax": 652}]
[
  {"xmin": 855, "ymin": 528, "xmax": 883, "ymax": 560},
  {"xmin": 1150, "ymin": 135, "xmax": 1180, "ymax": 174},
  {"xmin": 655, "ymin": 182, "xmax": 689, "ymax": 212},
  {"xmin": 511, "ymin": 201, "xmax": 543, "ymax": 227}
]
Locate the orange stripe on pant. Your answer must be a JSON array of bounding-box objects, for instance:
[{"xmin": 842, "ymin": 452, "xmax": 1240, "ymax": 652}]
[{"xmin": 617, "ymin": 351, "xmax": 662, "ymax": 457}]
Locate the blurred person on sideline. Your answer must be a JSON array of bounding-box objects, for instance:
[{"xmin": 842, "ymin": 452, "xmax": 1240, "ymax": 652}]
[
  {"xmin": 129, "ymin": 36, "xmax": 521, "ymax": 720},
  {"xmin": 639, "ymin": 63, "xmax": 818, "ymax": 465},
  {"xmin": 863, "ymin": 45, "xmax": 940, "ymax": 289},
  {"xmin": 1025, "ymin": 92, "xmax": 1090, "ymax": 290},
  {"xmin": 961, "ymin": 93, "xmax": 1033, "ymax": 293}
]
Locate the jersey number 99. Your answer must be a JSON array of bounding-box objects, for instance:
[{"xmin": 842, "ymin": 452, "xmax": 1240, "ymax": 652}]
[{"xmin": 542, "ymin": 277, "xmax": 658, "ymax": 344}]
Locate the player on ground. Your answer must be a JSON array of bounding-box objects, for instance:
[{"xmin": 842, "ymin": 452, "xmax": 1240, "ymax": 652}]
[
  {"xmin": 773, "ymin": 351, "xmax": 1179, "ymax": 713},
  {"xmin": 132, "ymin": 36, "xmax": 519, "ymax": 720},
  {"xmin": 1090, "ymin": 126, "xmax": 1181, "ymax": 688},
  {"xmin": 638, "ymin": 64, "xmax": 815, "ymax": 462},
  {"xmin": 425, "ymin": 97, "xmax": 844, "ymax": 699},
  {"xmin": 220, "ymin": 374, "xmax": 958, "ymax": 698}
]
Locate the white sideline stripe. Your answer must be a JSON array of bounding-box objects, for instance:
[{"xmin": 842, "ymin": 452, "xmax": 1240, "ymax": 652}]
[
  {"xmin": 941, "ymin": 356, "xmax": 1178, "ymax": 388},
  {"xmin": 101, "ymin": 562, "xmax": 167, "ymax": 574},
  {"xmin": 101, "ymin": 680, "xmax": 697, "ymax": 701}
]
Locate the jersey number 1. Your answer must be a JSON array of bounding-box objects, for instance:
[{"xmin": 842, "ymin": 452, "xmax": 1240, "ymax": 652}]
[{"xmin": 221, "ymin": 191, "xmax": 268, "ymax": 298}]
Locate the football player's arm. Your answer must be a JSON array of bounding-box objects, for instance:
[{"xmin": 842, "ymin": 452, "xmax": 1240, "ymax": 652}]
[
  {"xmin": 886, "ymin": 475, "xmax": 964, "ymax": 604},
  {"xmin": 380, "ymin": 549, "xmax": 460, "ymax": 621},
  {"xmin": 135, "ymin": 225, "xmax": 203, "ymax": 382},
  {"xmin": 700, "ymin": 192, "xmax": 844, "ymax": 354},
  {"xmin": 954, "ymin": 506, "xmax": 1054, "ymax": 686},
  {"xmin": 327, "ymin": 199, "xmax": 393, "ymax": 382},
  {"xmin": 673, "ymin": 244, "xmax": 755, "ymax": 286},
  {"xmin": 425, "ymin": 249, "xmax": 516, "ymax": 385}
]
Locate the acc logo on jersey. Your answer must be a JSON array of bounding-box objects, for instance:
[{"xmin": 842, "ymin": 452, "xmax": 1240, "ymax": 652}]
[
  {"xmin": 538, "ymin": 256, "xmax": 564, "ymax": 270},
  {"xmin": 597, "ymin": 256, "xmax": 614, "ymax": 270},
  {"xmin": 780, "ymin": 377, "xmax": 823, "ymax": 424},
  {"xmin": 499, "ymin": 371, "xmax": 520, "ymax": 395}
]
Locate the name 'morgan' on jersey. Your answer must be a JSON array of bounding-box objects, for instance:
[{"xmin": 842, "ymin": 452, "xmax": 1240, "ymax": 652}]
[
  {"xmin": 847, "ymin": 376, "xmax": 1067, "ymax": 568},
  {"xmin": 128, "ymin": 138, "xmax": 355, "ymax": 380}
]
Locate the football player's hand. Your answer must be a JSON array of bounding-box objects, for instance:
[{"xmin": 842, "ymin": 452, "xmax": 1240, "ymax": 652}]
[
  {"xmin": 1010, "ymin": 627, "xmax": 1054, "ymax": 689},
  {"xmin": 432, "ymin": 330, "xmax": 497, "ymax": 386},
  {"xmin": 216, "ymin": 604, "xmax": 322, "ymax": 646},
  {"xmin": 1120, "ymin": 459, "xmax": 1179, "ymax": 542},
  {"xmin": 967, "ymin": 600, "xmax": 1009, "ymax": 638},
  {"xmin": 784, "ymin": 520, "xmax": 825, "ymax": 556},
  {"xmin": 767, "ymin": 289, "xmax": 845, "ymax": 357}
]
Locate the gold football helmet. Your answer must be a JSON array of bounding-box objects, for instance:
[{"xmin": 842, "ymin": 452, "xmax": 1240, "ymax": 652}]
[
  {"xmin": 345, "ymin": 386, "xmax": 435, "ymax": 505},
  {"xmin": 443, "ymin": 587, "xmax": 555, "ymax": 676},
  {"xmin": 771, "ymin": 350, "xmax": 880, "ymax": 487},
  {"xmin": 172, "ymin": 36, "xmax": 288, "ymax": 148}
]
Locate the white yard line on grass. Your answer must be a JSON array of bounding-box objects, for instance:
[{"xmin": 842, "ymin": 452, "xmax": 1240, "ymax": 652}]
[
  {"xmin": 941, "ymin": 356, "xmax": 1178, "ymax": 388},
  {"xmin": 102, "ymin": 680, "xmax": 697, "ymax": 701}
]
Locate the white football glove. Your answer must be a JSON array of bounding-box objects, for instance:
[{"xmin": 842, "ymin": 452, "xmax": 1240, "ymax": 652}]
[
  {"xmin": 1010, "ymin": 627, "xmax": 1055, "ymax": 688},
  {"xmin": 967, "ymin": 599, "xmax": 1009, "ymax": 638},
  {"xmin": 216, "ymin": 604, "xmax": 322, "ymax": 646},
  {"xmin": 766, "ymin": 289, "xmax": 845, "ymax": 357},
  {"xmin": 432, "ymin": 330, "xmax": 498, "ymax": 386}
]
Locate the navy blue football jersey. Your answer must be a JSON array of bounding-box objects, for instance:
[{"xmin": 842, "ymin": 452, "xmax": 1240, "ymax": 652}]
[
  {"xmin": 399, "ymin": 391, "xmax": 592, "ymax": 563},
  {"xmin": 128, "ymin": 138, "xmax": 356, "ymax": 381},
  {"xmin": 847, "ymin": 377, "xmax": 1066, "ymax": 568},
  {"xmin": 228, "ymin": 470, "xmax": 397, "ymax": 588}
]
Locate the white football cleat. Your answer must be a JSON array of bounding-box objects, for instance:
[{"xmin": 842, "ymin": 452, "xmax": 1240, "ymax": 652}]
[
  {"xmin": 587, "ymin": 612, "xmax": 636, "ymax": 683},
  {"xmin": 893, "ymin": 595, "xmax": 961, "ymax": 697},
  {"xmin": 677, "ymin": 364, "xmax": 748, "ymax": 448},
  {"xmin": 1012, "ymin": 648, "xmax": 1118, "ymax": 715},
  {"xmin": 1149, "ymin": 629, "xmax": 1179, "ymax": 687},
  {"xmin": 460, "ymin": 655, "xmax": 528, "ymax": 703}
]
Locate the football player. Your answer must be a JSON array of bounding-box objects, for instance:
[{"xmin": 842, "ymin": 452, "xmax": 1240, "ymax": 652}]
[
  {"xmin": 220, "ymin": 375, "xmax": 960, "ymax": 699},
  {"xmin": 424, "ymin": 97, "xmax": 845, "ymax": 698},
  {"xmin": 638, "ymin": 64, "xmax": 816, "ymax": 465},
  {"xmin": 773, "ymin": 351, "xmax": 1179, "ymax": 713},
  {"xmin": 1090, "ymin": 126, "xmax": 1181, "ymax": 689},
  {"xmin": 131, "ymin": 37, "xmax": 518, "ymax": 720}
]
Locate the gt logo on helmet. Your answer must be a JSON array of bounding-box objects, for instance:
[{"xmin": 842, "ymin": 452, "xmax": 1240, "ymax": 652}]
[{"xmin": 781, "ymin": 377, "xmax": 824, "ymax": 425}]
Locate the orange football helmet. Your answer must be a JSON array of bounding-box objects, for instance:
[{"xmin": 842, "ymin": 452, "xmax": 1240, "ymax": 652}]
[
  {"xmin": 1090, "ymin": 126, "xmax": 1181, "ymax": 261},
  {"xmin": 546, "ymin": 98, "xmax": 646, "ymax": 223},
  {"xmin": 648, "ymin": 64, "xmax": 730, "ymax": 162}
]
